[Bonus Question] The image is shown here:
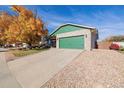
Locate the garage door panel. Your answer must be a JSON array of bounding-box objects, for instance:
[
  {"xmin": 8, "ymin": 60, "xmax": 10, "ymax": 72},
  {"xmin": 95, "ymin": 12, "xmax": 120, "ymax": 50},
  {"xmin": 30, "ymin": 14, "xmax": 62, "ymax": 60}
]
[{"xmin": 59, "ymin": 36, "xmax": 84, "ymax": 49}]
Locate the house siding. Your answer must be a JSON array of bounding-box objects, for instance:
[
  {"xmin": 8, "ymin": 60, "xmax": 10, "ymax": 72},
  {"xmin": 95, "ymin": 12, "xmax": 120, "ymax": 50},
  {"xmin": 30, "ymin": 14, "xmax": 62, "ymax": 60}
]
[{"xmin": 51, "ymin": 25, "xmax": 85, "ymax": 36}]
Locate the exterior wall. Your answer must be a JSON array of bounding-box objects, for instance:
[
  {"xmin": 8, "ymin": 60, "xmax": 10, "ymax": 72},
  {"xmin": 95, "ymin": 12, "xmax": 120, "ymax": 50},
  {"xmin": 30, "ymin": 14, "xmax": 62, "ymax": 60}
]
[
  {"xmin": 56, "ymin": 29, "xmax": 92, "ymax": 50},
  {"xmin": 91, "ymin": 32, "xmax": 97, "ymax": 48}
]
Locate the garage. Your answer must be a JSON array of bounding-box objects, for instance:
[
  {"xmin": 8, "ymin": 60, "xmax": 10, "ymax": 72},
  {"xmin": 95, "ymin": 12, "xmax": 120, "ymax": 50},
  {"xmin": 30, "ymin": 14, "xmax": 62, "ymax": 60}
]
[
  {"xmin": 50, "ymin": 23, "xmax": 98, "ymax": 50},
  {"xmin": 59, "ymin": 35, "xmax": 84, "ymax": 49}
]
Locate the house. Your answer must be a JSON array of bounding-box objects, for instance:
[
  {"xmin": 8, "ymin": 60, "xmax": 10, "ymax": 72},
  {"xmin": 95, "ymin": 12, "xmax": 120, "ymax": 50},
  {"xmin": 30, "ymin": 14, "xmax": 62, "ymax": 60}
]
[{"xmin": 50, "ymin": 23, "xmax": 98, "ymax": 50}]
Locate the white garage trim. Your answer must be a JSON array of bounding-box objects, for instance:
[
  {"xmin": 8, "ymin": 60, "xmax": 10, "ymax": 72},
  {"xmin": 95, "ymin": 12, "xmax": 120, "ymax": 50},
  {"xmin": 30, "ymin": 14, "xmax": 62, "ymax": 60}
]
[{"xmin": 56, "ymin": 29, "xmax": 92, "ymax": 50}]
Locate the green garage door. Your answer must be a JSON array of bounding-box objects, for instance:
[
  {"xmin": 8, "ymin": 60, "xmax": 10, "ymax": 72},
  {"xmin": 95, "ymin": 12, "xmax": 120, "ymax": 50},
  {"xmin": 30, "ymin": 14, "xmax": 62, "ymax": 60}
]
[{"xmin": 59, "ymin": 35, "xmax": 84, "ymax": 49}]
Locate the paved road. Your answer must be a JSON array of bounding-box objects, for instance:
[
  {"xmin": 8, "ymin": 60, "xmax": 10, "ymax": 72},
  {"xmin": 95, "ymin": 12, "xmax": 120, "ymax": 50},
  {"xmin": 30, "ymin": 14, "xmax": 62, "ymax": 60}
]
[
  {"xmin": 0, "ymin": 48, "xmax": 8, "ymax": 52},
  {"xmin": 8, "ymin": 48, "xmax": 82, "ymax": 88},
  {"xmin": 0, "ymin": 52, "xmax": 20, "ymax": 88}
]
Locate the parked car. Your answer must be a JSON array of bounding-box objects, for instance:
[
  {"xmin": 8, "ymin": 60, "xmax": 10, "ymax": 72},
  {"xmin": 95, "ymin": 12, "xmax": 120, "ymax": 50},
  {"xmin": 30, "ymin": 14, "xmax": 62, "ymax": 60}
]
[
  {"xmin": 109, "ymin": 43, "xmax": 120, "ymax": 50},
  {"xmin": 16, "ymin": 43, "xmax": 30, "ymax": 50},
  {"xmin": 4, "ymin": 44, "xmax": 13, "ymax": 48}
]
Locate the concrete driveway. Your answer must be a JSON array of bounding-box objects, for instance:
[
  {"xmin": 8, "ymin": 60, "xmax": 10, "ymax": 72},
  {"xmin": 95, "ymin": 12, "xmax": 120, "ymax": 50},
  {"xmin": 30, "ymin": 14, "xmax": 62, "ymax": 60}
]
[
  {"xmin": 8, "ymin": 48, "xmax": 82, "ymax": 88},
  {"xmin": 0, "ymin": 52, "xmax": 20, "ymax": 88}
]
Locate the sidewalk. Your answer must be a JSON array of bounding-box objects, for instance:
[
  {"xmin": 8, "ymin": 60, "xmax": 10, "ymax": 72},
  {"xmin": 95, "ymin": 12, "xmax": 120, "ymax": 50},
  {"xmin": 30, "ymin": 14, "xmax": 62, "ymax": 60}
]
[{"xmin": 0, "ymin": 52, "xmax": 20, "ymax": 88}]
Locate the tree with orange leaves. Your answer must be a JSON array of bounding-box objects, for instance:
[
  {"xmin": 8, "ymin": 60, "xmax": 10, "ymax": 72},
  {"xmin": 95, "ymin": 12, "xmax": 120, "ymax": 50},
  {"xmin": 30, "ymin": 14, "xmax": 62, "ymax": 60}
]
[
  {"xmin": 0, "ymin": 12, "xmax": 13, "ymax": 45},
  {"xmin": 0, "ymin": 5, "xmax": 48, "ymax": 47}
]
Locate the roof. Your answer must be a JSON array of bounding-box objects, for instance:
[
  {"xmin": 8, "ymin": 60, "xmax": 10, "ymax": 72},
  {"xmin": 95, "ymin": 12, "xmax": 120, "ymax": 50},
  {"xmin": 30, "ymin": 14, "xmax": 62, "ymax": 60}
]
[{"xmin": 50, "ymin": 23, "xmax": 97, "ymax": 36}]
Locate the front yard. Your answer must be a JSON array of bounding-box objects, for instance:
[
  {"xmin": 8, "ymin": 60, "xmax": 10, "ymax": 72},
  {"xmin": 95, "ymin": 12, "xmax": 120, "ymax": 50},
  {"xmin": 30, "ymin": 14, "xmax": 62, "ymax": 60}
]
[
  {"xmin": 119, "ymin": 50, "xmax": 124, "ymax": 54},
  {"xmin": 42, "ymin": 49, "xmax": 124, "ymax": 88},
  {"xmin": 5, "ymin": 48, "xmax": 49, "ymax": 62},
  {"xmin": 10, "ymin": 48, "xmax": 49, "ymax": 57}
]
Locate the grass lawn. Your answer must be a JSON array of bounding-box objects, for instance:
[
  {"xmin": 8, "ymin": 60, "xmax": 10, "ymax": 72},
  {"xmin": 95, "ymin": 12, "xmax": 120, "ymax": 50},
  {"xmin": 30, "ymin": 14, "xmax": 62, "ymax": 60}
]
[{"xmin": 10, "ymin": 48, "xmax": 49, "ymax": 57}]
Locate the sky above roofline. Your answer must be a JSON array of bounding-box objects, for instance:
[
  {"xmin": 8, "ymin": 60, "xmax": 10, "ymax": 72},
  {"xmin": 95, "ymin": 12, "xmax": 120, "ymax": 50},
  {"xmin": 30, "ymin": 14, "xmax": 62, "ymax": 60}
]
[{"xmin": 0, "ymin": 5, "xmax": 124, "ymax": 41}]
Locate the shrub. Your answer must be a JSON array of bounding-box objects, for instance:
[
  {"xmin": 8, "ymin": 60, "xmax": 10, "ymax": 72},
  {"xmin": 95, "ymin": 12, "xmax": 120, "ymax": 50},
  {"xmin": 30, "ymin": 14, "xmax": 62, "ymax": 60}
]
[{"xmin": 119, "ymin": 45, "xmax": 124, "ymax": 51}]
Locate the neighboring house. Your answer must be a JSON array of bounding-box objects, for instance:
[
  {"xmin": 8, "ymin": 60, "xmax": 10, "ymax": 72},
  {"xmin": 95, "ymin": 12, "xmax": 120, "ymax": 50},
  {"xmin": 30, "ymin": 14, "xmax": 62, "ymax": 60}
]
[{"xmin": 50, "ymin": 23, "xmax": 98, "ymax": 50}]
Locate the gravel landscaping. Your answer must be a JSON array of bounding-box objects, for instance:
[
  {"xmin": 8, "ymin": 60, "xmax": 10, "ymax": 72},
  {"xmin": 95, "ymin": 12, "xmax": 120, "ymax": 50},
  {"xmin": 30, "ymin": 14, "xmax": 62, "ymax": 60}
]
[{"xmin": 42, "ymin": 49, "xmax": 124, "ymax": 88}]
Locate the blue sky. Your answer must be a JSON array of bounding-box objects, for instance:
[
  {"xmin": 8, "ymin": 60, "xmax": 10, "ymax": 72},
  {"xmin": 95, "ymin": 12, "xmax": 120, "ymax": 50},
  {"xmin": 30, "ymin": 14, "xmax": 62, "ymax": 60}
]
[{"xmin": 0, "ymin": 5, "xmax": 124, "ymax": 41}]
